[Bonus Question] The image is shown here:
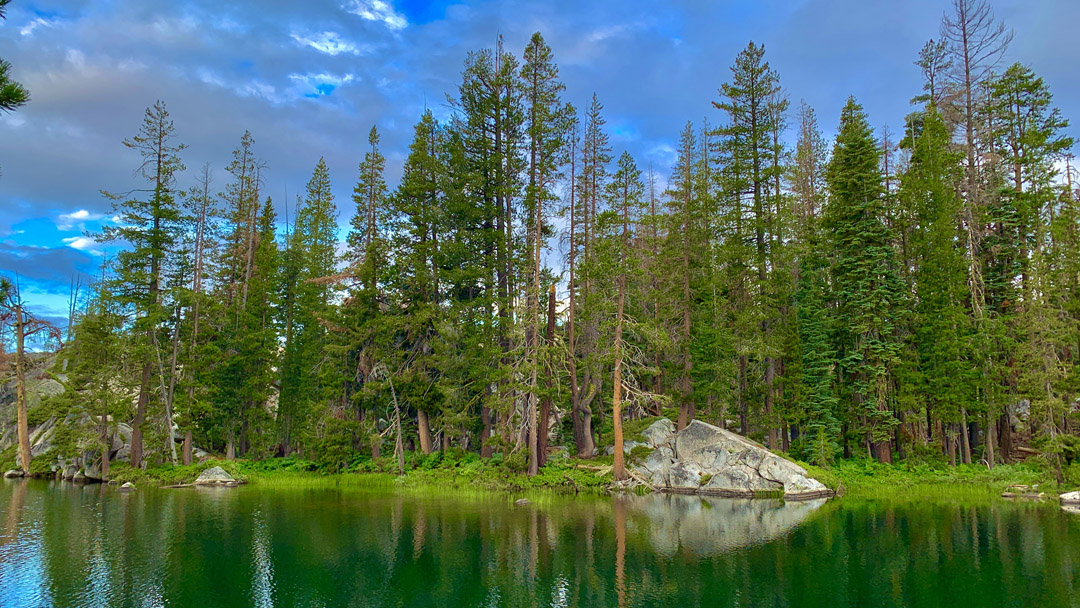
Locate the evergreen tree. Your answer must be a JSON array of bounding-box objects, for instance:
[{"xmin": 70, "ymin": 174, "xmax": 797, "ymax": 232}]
[
  {"xmin": 99, "ymin": 100, "xmax": 186, "ymax": 468},
  {"xmin": 0, "ymin": 1, "xmax": 29, "ymax": 115},
  {"xmin": 280, "ymin": 158, "xmax": 338, "ymax": 453},
  {"xmin": 521, "ymin": 31, "xmax": 570, "ymax": 473},
  {"xmin": 824, "ymin": 97, "xmax": 905, "ymax": 463}
]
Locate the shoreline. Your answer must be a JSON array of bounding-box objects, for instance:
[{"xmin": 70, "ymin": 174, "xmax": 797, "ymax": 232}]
[{"xmin": 9, "ymin": 454, "xmax": 1077, "ymax": 503}]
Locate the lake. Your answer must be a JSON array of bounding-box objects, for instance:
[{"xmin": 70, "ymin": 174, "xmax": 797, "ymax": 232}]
[{"xmin": 1, "ymin": 479, "xmax": 1078, "ymax": 607}]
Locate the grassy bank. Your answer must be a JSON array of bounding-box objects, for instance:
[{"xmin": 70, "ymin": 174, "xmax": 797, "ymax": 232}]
[
  {"xmin": 10, "ymin": 440, "xmax": 1078, "ymax": 500},
  {"xmin": 98, "ymin": 451, "xmax": 616, "ymax": 494},
  {"xmin": 801, "ymin": 457, "xmax": 1080, "ymax": 498}
]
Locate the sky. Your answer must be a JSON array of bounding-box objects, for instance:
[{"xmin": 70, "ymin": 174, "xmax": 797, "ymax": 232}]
[{"xmin": 1, "ymin": 0, "xmax": 1079, "ymax": 327}]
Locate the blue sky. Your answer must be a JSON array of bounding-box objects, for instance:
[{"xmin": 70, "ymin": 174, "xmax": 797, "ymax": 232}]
[{"xmin": 1, "ymin": 0, "xmax": 1078, "ymax": 326}]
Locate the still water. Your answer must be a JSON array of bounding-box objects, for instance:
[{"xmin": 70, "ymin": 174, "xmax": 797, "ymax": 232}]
[{"xmin": 1, "ymin": 479, "xmax": 1078, "ymax": 607}]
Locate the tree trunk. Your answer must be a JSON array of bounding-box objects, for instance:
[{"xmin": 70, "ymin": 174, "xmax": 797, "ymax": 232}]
[
  {"xmin": 765, "ymin": 357, "xmax": 777, "ymax": 450},
  {"xmin": 14, "ymin": 306, "xmax": 31, "ymax": 474},
  {"xmin": 960, "ymin": 407, "xmax": 972, "ymax": 464},
  {"xmin": 417, "ymin": 410, "xmax": 433, "ymax": 455},
  {"xmin": 131, "ymin": 363, "xmax": 152, "ymax": 469},
  {"xmin": 538, "ymin": 284, "xmax": 555, "ymax": 469},
  {"xmin": 612, "ymin": 283, "xmax": 627, "ymax": 482},
  {"xmin": 738, "ymin": 355, "xmax": 749, "ymax": 436},
  {"xmin": 480, "ymin": 405, "xmax": 493, "ymax": 459},
  {"xmin": 999, "ymin": 414, "xmax": 1012, "ymax": 463},
  {"xmin": 100, "ymin": 410, "xmax": 110, "ymax": 482},
  {"xmin": 182, "ymin": 430, "xmax": 193, "ymax": 466}
]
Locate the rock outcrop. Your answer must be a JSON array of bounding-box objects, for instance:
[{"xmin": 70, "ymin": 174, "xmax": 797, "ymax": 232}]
[
  {"xmin": 193, "ymin": 466, "xmax": 238, "ymax": 486},
  {"xmin": 631, "ymin": 419, "xmax": 832, "ymax": 499}
]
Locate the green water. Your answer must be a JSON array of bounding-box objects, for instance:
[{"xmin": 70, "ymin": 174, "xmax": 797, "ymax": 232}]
[{"xmin": 1, "ymin": 479, "xmax": 1078, "ymax": 607}]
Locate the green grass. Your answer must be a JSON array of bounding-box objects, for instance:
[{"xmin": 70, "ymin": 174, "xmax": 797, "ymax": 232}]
[
  {"xmin": 799, "ymin": 456, "xmax": 1080, "ymax": 499},
  {"xmin": 96, "ymin": 450, "xmax": 613, "ymax": 494}
]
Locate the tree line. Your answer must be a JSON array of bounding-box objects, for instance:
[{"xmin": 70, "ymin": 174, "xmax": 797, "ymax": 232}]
[{"xmin": 7, "ymin": 0, "xmax": 1079, "ymax": 479}]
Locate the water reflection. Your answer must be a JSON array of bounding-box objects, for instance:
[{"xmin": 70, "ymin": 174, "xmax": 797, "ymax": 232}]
[
  {"xmin": 624, "ymin": 493, "xmax": 826, "ymax": 557},
  {"xmin": 1, "ymin": 479, "xmax": 1079, "ymax": 607}
]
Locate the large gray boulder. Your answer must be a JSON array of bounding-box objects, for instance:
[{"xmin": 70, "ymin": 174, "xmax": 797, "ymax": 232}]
[
  {"xmin": 641, "ymin": 418, "xmax": 676, "ymax": 446},
  {"xmin": 633, "ymin": 419, "xmax": 831, "ymax": 499},
  {"xmin": 193, "ymin": 466, "xmax": 237, "ymax": 486}
]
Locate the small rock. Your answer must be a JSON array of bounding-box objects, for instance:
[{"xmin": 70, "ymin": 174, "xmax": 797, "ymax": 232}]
[
  {"xmin": 193, "ymin": 466, "xmax": 237, "ymax": 486},
  {"xmin": 1060, "ymin": 491, "xmax": 1080, "ymax": 505},
  {"xmin": 3, "ymin": 469, "xmax": 23, "ymax": 479},
  {"xmin": 514, "ymin": 498, "xmax": 532, "ymax": 505},
  {"xmin": 118, "ymin": 482, "xmax": 136, "ymax": 492}
]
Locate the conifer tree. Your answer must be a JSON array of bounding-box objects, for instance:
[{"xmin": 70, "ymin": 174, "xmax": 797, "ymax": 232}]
[
  {"xmin": 521, "ymin": 31, "xmax": 570, "ymax": 473},
  {"xmin": 824, "ymin": 97, "xmax": 905, "ymax": 463},
  {"xmin": 279, "ymin": 158, "xmax": 338, "ymax": 453},
  {"xmin": 0, "ymin": 0, "xmax": 29, "ymax": 115},
  {"xmin": 99, "ymin": 100, "xmax": 186, "ymax": 468}
]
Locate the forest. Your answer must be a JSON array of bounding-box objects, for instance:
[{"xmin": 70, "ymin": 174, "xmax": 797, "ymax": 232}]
[{"xmin": 2, "ymin": 0, "xmax": 1079, "ymax": 483}]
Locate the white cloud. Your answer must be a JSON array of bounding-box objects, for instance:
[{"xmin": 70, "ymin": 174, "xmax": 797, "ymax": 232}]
[
  {"xmin": 56, "ymin": 209, "xmax": 104, "ymax": 231},
  {"xmin": 343, "ymin": 0, "xmax": 407, "ymax": 31},
  {"xmin": 62, "ymin": 236, "xmax": 103, "ymax": 255},
  {"xmin": 19, "ymin": 17, "xmax": 58, "ymax": 37},
  {"xmin": 290, "ymin": 31, "xmax": 364, "ymax": 56}
]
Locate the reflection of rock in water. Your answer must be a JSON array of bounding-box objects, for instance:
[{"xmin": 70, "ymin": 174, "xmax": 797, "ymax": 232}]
[{"xmin": 624, "ymin": 493, "xmax": 826, "ymax": 558}]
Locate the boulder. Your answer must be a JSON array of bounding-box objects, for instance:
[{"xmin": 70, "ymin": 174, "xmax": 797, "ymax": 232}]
[
  {"xmin": 84, "ymin": 459, "xmax": 103, "ymax": 481},
  {"xmin": 72, "ymin": 470, "xmax": 87, "ymax": 482},
  {"xmin": 1060, "ymin": 491, "xmax": 1080, "ymax": 505},
  {"xmin": 193, "ymin": 466, "xmax": 237, "ymax": 486},
  {"xmin": 118, "ymin": 482, "xmax": 136, "ymax": 492},
  {"xmin": 604, "ymin": 440, "xmax": 646, "ymax": 456},
  {"xmin": 641, "ymin": 418, "xmax": 676, "ymax": 447},
  {"xmin": 3, "ymin": 469, "xmax": 23, "ymax": 478},
  {"xmin": 631, "ymin": 419, "xmax": 830, "ymax": 499},
  {"xmin": 62, "ymin": 465, "xmax": 78, "ymax": 480}
]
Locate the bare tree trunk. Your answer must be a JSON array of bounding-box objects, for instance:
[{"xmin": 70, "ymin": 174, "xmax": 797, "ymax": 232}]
[
  {"xmin": 765, "ymin": 358, "xmax": 777, "ymax": 449},
  {"xmin": 961, "ymin": 407, "xmax": 972, "ymax": 464},
  {"xmin": 738, "ymin": 355, "xmax": 748, "ymax": 436},
  {"xmin": 15, "ymin": 305, "xmax": 30, "ymax": 474},
  {"xmin": 131, "ymin": 364, "xmax": 151, "ymax": 469},
  {"xmin": 612, "ymin": 277, "xmax": 627, "ymax": 482},
  {"xmin": 390, "ymin": 377, "xmax": 405, "ymax": 475},
  {"xmin": 100, "ymin": 404, "xmax": 110, "ymax": 481},
  {"xmin": 417, "ymin": 410, "xmax": 433, "ymax": 455},
  {"xmin": 182, "ymin": 430, "xmax": 193, "ymax": 466},
  {"xmin": 538, "ymin": 285, "xmax": 555, "ymax": 468},
  {"xmin": 480, "ymin": 404, "xmax": 493, "ymax": 459}
]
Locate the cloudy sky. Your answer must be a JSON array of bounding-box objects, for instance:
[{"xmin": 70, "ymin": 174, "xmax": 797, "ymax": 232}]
[{"xmin": 1, "ymin": 0, "xmax": 1078, "ymax": 325}]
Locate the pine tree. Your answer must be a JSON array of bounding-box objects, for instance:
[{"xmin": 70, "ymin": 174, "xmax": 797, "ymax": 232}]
[
  {"xmin": 99, "ymin": 100, "xmax": 186, "ymax": 468},
  {"xmin": 713, "ymin": 41, "xmax": 785, "ymax": 441},
  {"xmin": 279, "ymin": 158, "xmax": 338, "ymax": 453},
  {"xmin": 900, "ymin": 104, "xmax": 977, "ymax": 463},
  {"xmin": 608, "ymin": 151, "xmax": 646, "ymax": 480},
  {"xmin": 521, "ymin": 32, "xmax": 570, "ymax": 473},
  {"xmin": 0, "ymin": 1, "xmax": 29, "ymax": 115},
  {"xmin": 824, "ymin": 97, "xmax": 905, "ymax": 463}
]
